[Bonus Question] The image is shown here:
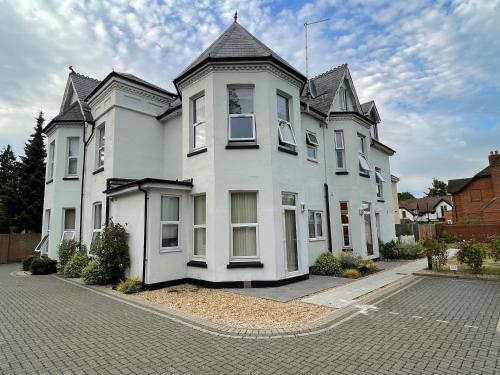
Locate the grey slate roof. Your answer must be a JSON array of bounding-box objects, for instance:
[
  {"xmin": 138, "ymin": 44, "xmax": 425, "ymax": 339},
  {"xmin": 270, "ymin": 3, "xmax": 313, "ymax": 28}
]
[
  {"xmin": 175, "ymin": 21, "xmax": 304, "ymax": 82},
  {"xmin": 448, "ymin": 166, "xmax": 491, "ymax": 194},
  {"xmin": 44, "ymin": 102, "xmax": 84, "ymax": 133},
  {"xmin": 361, "ymin": 101, "xmax": 374, "ymax": 115},
  {"xmin": 301, "ymin": 64, "xmax": 347, "ymax": 114},
  {"xmin": 70, "ymin": 72, "xmax": 101, "ymax": 101}
]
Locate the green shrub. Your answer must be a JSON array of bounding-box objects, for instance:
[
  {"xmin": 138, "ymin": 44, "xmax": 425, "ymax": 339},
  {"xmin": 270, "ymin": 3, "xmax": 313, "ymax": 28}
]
[
  {"xmin": 423, "ymin": 238, "xmax": 449, "ymax": 271},
  {"xmin": 488, "ymin": 235, "xmax": 500, "ymax": 262},
  {"xmin": 81, "ymin": 260, "xmax": 106, "ymax": 285},
  {"xmin": 439, "ymin": 230, "xmax": 457, "ymax": 244},
  {"xmin": 311, "ymin": 252, "xmax": 342, "ymax": 276},
  {"xmin": 22, "ymin": 255, "xmax": 38, "ymax": 271},
  {"xmin": 90, "ymin": 222, "xmax": 130, "ymax": 284},
  {"xmin": 358, "ymin": 259, "xmax": 378, "ymax": 274},
  {"xmin": 342, "ymin": 268, "xmax": 360, "ymax": 279},
  {"xmin": 395, "ymin": 242, "xmax": 425, "ymax": 260},
  {"xmin": 62, "ymin": 252, "xmax": 90, "ymax": 278},
  {"xmin": 58, "ymin": 240, "xmax": 86, "ymax": 270},
  {"xmin": 340, "ymin": 252, "xmax": 360, "ymax": 270},
  {"xmin": 116, "ymin": 277, "xmax": 142, "ymax": 294},
  {"xmin": 380, "ymin": 240, "xmax": 397, "ymax": 259},
  {"xmin": 457, "ymin": 242, "xmax": 485, "ymax": 274},
  {"xmin": 30, "ymin": 256, "xmax": 58, "ymax": 275}
]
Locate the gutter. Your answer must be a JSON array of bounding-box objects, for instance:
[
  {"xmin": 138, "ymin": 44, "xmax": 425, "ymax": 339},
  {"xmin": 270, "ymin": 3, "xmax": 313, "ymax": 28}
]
[{"xmin": 138, "ymin": 184, "xmax": 149, "ymax": 289}]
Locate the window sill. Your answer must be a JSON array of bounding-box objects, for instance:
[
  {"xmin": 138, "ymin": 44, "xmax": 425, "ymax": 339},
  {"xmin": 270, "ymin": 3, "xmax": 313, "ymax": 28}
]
[
  {"xmin": 225, "ymin": 143, "xmax": 260, "ymax": 149},
  {"xmin": 342, "ymin": 248, "xmax": 353, "ymax": 252},
  {"xmin": 335, "ymin": 171, "xmax": 348, "ymax": 175},
  {"xmin": 187, "ymin": 148, "xmax": 207, "ymax": 157},
  {"xmin": 159, "ymin": 248, "xmax": 181, "ymax": 253},
  {"xmin": 93, "ymin": 167, "xmax": 104, "ymax": 175},
  {"xmin": 277, "ymin": 146, "xmax": 298, "ymax": 155},
  {"xmin": 309, "ymin": 238, "xmax": 325, "ymax": 242},
  {"xmin": 307, "ymin": 158, "xmax": 318, "ymax": 163},
  {"xmin": 377, "ymin": 199, "xmax": 385, "ymax": 202},
  {"xmin": 227, "ymin": 261, "xmax": 264, "ymax": 269},
  {"xmin": 45, "ymin": 179, "xmax": 53, "ymax": 185},
  {"xmin": 63, "ymin": 176, "xmax": 79, "ymax": 181},
  {"xmin": 359, "ymin": 172, "xmax": 370, "ymax": 178},
  {"xmin": 187, "ymin": 260, "xmax": 207, "ymax": 268}
]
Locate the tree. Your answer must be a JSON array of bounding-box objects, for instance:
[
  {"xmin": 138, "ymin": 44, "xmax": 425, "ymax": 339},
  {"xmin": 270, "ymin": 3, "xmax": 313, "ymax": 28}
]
[
  {"xmin": 16, "ymin": 112, "xmax": 46, "ymax": 232},
  {"xmin": 398, "ymin": 192, "xmax": 415, "ymax": 200},
  {"xmin": 0, "ymin": 145, "xmax": 20, "ymax": 233},
  {"xmin": 425, "ymin": 178, "xmax": 448, "ymax": 197}
]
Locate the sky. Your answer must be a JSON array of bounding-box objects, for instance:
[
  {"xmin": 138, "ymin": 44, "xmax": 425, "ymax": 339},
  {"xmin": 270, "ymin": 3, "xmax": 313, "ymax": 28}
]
[{"xmin": 1, "ymin": 0, "xmax": 499, "ymax": 196}]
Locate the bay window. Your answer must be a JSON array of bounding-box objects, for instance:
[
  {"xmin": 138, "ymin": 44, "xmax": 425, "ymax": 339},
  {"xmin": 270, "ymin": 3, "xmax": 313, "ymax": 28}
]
[
  {"xmin": 308, "ymin": 210, "xmax": 323, "ymax": 240},
  {"xmin": 335, "ymin": 131, "xmax": 345, "ymax": 170},
  {"xmin": 192, "ymin": 94, "xmax": 206, "ymax": 150},
  {"xmin": 193, "ymin": 194, "xmax": 206, "ymax": 257},
  {"xmin": 66, "ymin": 137, "xmax": 79, "ymax": 177},
  {"xmin": 228, "ymin": 87, "xmax": 255, "ymax": 141},
  {"xmin": 230, "ymin": 192, "xmax": 258, "ymax": 258},
  {"xmin": 306, "ymin": 131, "xmax": 318, "ymax": 161},
  {"xmin": 61, "ymin": 208, "xmax": 76, "ymax": 243},
  {"xmin": 277, "ymin": 94, "xmax": 296, "ymax": 146},
  {"xmin": 340, "ymin": 202, "xmax": 351, "ymax": 248},
  {"xmin": 160, "ymin": 196, "xmax": 180, "ymax": 250}
]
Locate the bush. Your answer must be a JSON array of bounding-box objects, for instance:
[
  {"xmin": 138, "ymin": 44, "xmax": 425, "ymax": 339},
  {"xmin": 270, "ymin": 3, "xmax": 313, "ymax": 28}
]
[
  {"xmin": 117, "ymin": 277, "xmax": 142, "ymax": 294},
  {"xmin": 90, "ymin": 222, "xmax": 130, "ymax": 284},
  {"xmin": 58, "ymin": 240, "xmax": 86, "ymax": 270},
  {"xmin": 439, "ymin": 230, "xmax": 457, "ymax": 244},
  {"xmin": 311, "ymin": 252, "xmax": 342, "ymax": 276},
  {"xmin": 62, "ymin": 252, "xmax": 90, "ymax": 278},
  {"xmin": 342, "ymin": 268, "xmax": 360, "ymax": 279},
  {"xmin": 380, "ymin": 240, "xmax": 397, "ymax": 260},
  {"xmin": 30, "ymin": 256, "xmax": 58, "ymax": 275},
  {"xmin": 81, "ymin": 260, "xmax": 107, "ymax": 285},
  {"xmin": 457, "ymin": 242, "xmax": 485, "ymax": 274},
  {"xmin": 340, "ymin": 252, "xmax": 360, "ymax": 269},
  {"xmin": 358, "ymin": 259, "xmax": 378, "ymax": 274},
  {"xmin": 423, "ymin": 238, "xmax": 449, "ymax": 271},
  {"xmin": 395, "ymin": 242, "xmax": 425, "ymax": 260},
  {"xmin": 22, "ymin": 255, "xmax": 38, "ymax": 271},
  {"xmin": 488, "ymin": 235, "xmax": 500, "ymax": 262}
]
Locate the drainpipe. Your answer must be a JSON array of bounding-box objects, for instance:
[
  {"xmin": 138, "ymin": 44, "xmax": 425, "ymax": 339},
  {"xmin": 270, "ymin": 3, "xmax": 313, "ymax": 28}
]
[
  {"xmin": 324, "ymin": 183, "xmax": 333, "ymax": 252},
  {"xmin": 138, "ymin": 184, "xmax": 148, "ymax": 290}
]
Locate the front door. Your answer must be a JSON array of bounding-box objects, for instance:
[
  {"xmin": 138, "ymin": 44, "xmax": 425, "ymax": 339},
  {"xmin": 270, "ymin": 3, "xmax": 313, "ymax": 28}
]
[{"xmin": 282, "ymin": 193, "xmax": 299, "ymax": 274}]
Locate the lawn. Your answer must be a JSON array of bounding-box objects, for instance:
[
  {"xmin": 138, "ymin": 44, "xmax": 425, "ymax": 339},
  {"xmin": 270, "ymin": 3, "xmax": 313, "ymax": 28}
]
[{"xmin": 438, "ymin": 256, "xmax": 500, "ymax": 277}]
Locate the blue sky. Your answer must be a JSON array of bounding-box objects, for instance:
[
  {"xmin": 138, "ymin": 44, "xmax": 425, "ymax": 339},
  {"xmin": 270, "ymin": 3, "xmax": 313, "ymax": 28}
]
[{"xmin": 1, "ymin": 0, "xmax": 499, "ymax": 196}]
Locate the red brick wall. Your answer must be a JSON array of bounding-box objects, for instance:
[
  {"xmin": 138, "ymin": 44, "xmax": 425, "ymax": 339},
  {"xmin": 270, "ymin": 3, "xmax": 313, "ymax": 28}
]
[
  {"xmin": 436, "ymin": 223, "xmax": 500, "ymax": 242},
  {"xmin": 0, "ymin": 233, "xmax": 40, "ymax": 263},
  {"xmin": 452, "ymin": 177, "xmax": 496, "ymax": 223}
]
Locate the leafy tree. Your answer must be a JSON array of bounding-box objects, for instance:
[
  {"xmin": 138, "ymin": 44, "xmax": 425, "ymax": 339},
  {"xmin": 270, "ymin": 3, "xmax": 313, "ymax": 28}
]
[
  {"xmin": 398, "ymin": 192, "xmax": 415, "ymax": 200},
  {"xmin": 16, "ymin": 112, "xmax": 46, "ymax": 232},
  {"xmin": 425, "ymin": 178, "xmax": 448, "ymax": 197},
  {"xmin": 0, "ymin": 145, "xmax": 20, "ymax": 233}
]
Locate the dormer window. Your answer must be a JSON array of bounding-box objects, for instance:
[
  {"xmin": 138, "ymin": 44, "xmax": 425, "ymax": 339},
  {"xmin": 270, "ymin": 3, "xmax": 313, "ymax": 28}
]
[
  {"xmin": 339, "ymin": 86, "xmax": 347, "ymax": 111},
  {"xmin": 277, "ymin": 93, "xmax": 296, "ymax": 146},
  {"xmin": 228, "ymin": 87, "xmax": 255, "ymax": 141}
]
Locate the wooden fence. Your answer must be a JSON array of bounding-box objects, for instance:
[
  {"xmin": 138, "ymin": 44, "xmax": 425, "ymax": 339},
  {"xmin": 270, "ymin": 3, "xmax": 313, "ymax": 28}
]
[
  {"xmin": 0, "ymin": 233, "xmax": 40, "ymax": 263},
  {"xmin": 436, "ymin": 224, "xmax": 500, "ymax": 242},
  {"xmin": 395, "ymin": 223, "xmax": 436, "ymax": 241}
]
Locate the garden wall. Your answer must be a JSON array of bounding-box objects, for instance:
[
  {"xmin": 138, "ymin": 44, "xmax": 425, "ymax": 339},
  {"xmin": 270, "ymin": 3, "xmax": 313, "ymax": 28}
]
[
  {"xmin": 0, "ymin": 233, "xmax": 40, "ymax": 263},
  {"xmin": 436, "ymin": 224, "xmax": 500, "ymax": 242}
]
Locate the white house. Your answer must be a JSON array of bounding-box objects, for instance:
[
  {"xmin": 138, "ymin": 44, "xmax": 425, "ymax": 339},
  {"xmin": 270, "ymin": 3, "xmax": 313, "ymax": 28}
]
[
  {"xmin": 39, "ymin": 20, "xmax": 396, "ymax": 288},
  {"xmin": 398, "ymin": 196, "xmax": 453, "ymax": 223}
]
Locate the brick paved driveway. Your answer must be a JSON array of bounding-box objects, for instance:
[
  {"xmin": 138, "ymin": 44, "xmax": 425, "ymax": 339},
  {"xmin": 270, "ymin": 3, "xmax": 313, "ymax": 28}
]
[{"xmin": 1, "ymin": 263, "xmax": 499, "ymax": 374}]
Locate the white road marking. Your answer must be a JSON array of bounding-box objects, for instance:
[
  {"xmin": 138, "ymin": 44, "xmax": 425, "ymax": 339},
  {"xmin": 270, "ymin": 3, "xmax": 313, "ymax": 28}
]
[
  {"xmin": 436, "ymin": 320, "xmax": 449, "ymax": 324},
  {"xmin": 411, "ymin": 316, "xmax": 423, "ymax": 319},
  {"xmin": 496, "ymin": 317, "xmax": 500, "ymax": 333},
  {"xmin": 388, "ymin": 312, "xmax": 399, "ymax": 315},
  {"xmin": 464, "ymin": 325, "xmax": 479, "ymax": 329}
]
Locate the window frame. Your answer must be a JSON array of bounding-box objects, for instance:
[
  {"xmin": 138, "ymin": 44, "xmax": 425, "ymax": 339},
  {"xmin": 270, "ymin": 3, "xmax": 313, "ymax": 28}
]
[
  {"xmin": 191, "ymin": 93, "xmax": 206, "ymax": 151},
  {"xmin": 160, "ymin": 195, "xmax": 181, "ymax": 252},
  {"xmin": 375, "ymin": 167, "xmax": 385, "ymax": 198},
  {"xmin": 65, "ymin": 137, "xmax": 79, "ymax": 177},
  {"xmin": 227, "ymin": 86, "xmax": 256, "ymax": 142},
  {"xmin": 339, "ymin": 86, "xmax": 347, "ymax": 111},
  {"xmin": 230, "ymin": 191, "xmax": 259, "ymax": 260},
  {"xmin": 308, "ymin": 210, "xmax": 324, "ymax": 241},
  {"xmin": 61, "ymin": 208, "xmax": 76, "ymax": 243},
  {"xmin": 306, "ymin": 131, "xmax": 318, "ymax": 162},
  {"xmin": 357, "ymin": 133, "xmax": 370, "ymax": 174},
  {"xmin": 334, "ymin": 130, "xmax": 346, "ymax": 170},
  {"xmin": 95, "ymin": 124, "xmax": 105, "ymax": 169},
  {"xmin": 48, "ymin": 141, "xmax": 55, "ymax": 180},
  {"xmin": 91, "ymin": 202, "xmax": 102, "ymax": 245},
  {"xmin": 277, "ymin": 92, "xmax": 297, "ymax": 147},
  {"xmin": 340, "ymin": 201, "xmax": 351, "ymax": 248},
  {"xmin": 192, "ymin": 194, "xmax": 206, "ymax": 259}
]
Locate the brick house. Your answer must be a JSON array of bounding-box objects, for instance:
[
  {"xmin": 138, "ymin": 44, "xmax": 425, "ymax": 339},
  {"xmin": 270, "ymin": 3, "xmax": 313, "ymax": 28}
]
[{"xmin": 448, "ymin": 151, "xmax": 500, "ymax": 224}]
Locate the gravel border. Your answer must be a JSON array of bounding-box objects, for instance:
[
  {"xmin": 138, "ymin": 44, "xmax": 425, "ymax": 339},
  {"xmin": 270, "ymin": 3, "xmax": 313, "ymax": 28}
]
[{"xmin": 413, "ymin": 270, "xmax": 500, "ymax": 281}]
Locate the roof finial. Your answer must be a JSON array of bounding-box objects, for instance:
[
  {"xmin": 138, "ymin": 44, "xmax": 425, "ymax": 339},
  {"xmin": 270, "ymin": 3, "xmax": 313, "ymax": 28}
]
[
  {"xmin": 69, "ymin": 65, "xmax": 75, "ymax": 74},
  {"xmin": 234, "ymin": 11, "xmax": 238, "ymax": 22}
]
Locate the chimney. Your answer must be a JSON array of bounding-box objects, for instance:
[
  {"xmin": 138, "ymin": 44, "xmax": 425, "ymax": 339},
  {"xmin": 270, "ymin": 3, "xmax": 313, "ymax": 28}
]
[{"xmin": 489, "ymin": 150, "xmax": 500, "ymax": 197}]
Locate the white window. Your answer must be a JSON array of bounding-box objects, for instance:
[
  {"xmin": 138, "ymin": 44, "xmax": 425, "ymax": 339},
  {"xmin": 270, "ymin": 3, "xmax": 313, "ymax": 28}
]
[
  {"xmin": 66, "ymin": 137, "xmax": 79, "ymax": 177},
  {"xmin": 160, "ymin": 196, "xmax": 180, "ymax": 251},
  {"xmin": 306, "ymin": 132, "xmax": 318, "ymax": 161},
  {"xmin": 308, "ymin": 210, "xmax": 323, "ymax": 240},
  {"xmin": 96, "ymin": 125, "xmax": 105, "ymax": 169},
  {"xmin": 48, "ymin": 141, "xmax": 55, "ymax": 180},
  {"xmin": 339, "ymin": 86, "xmax": 347, "ymax": 111},
  {"xmin": 228, "ymin": 87, "xmax": 255, "ymax": 141},
  {"xmin": 335, "ymin": 131, "xmax": 345, "ymax": 170},
  {"xmin": 61, "ymin": 208, "xmax": 76, "ymax": 243},
  {"xmin": 92, "ymin": 202, "xmax": 102, "ymax": 244},
  {"xmin": 35, "ymin": 209, "xmax": 51, "ymax": 253},
  {"xmin": 358, "ymin": 134, "xmax": 370, "ymax": 174},
  {"xmin": 277, "ymin": 94, "xmax": 297, "ymax": 146},
  {"xmin": 340, "ymin": 202, "xmax": 351, "ymax": 248},
  {"xmin": 192, "ymin": 94, "xmax": 206, "ymax": 150},
  {"xmin": 193, "ymin": 194, "xmax": 206, "ymax": 257},
  {"xmin": 370, "ymin": 124, "xmax": 379, "ymax": 140},
  {"xmin": 230, "ymin": 192, "xmax": 258, "ymax": 258},
  {"xmin": 375, "ymin": 168, "xmax": 385, "ymax": 198}
]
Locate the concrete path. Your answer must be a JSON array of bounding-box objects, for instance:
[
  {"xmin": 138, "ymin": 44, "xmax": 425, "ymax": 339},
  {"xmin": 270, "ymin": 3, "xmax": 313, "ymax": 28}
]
[{"xmin": 302, "ymin": 252, "xmax": 456, "ymax": 308}]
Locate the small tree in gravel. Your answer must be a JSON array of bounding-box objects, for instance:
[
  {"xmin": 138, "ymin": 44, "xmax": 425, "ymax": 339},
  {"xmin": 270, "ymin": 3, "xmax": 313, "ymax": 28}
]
[
  {"xmin": 457, "ymin": 242, "xmax": 485, "ymax": 274},
  {"xmin": 423, "ymin": 238, "xmax": 448, "ymax": 271}
]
